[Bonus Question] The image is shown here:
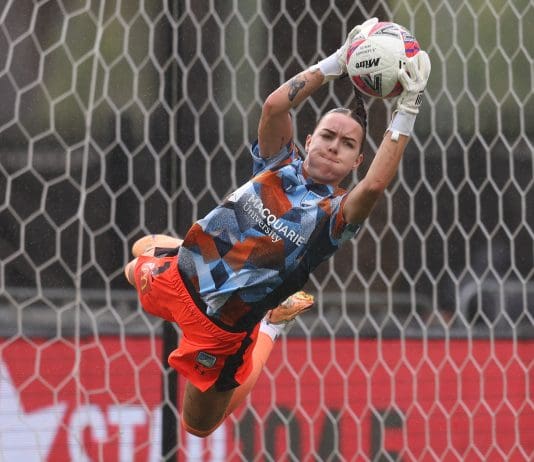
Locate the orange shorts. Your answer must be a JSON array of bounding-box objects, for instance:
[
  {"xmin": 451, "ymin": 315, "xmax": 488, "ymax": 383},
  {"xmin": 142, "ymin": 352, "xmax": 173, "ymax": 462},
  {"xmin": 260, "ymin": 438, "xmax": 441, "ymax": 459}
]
[{"xmin": 133, "ymin": 254, "xmax": 259, "ymax": 392}]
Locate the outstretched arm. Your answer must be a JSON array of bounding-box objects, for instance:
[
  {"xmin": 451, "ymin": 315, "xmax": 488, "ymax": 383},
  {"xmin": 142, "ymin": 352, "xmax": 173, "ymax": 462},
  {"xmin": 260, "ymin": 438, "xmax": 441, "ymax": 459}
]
[
  {"xmin": 258, "ymin": 18, "xmax": 379, "ymax": 159},
  {"xmin": 343, "ymin": 132, "xmax": 410, "ymax": 224},
  {"xmin": 258, "ymin": 69, "xmax": 324, "ymax": 158},
  {"xmin": 343, "ymin": 51, "xmax": 431, "ymax": 224}
]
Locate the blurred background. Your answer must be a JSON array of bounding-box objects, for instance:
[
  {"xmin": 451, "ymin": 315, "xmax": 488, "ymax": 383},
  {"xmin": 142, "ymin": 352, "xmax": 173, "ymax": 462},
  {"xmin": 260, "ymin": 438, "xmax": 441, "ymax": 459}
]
[
  {"xmin": 0, "ymin": 1, "xmax": 532, "ymax": 460},
  {"xmin": 1, "ymin": 0, "xmax": 532, "ymax": 338}
]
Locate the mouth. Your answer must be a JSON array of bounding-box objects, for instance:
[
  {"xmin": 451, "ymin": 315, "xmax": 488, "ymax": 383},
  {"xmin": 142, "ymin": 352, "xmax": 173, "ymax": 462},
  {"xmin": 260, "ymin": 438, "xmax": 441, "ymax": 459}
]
[{"xmin": 318, "ymin": 152, "xmax": 339, "ymax": 164}]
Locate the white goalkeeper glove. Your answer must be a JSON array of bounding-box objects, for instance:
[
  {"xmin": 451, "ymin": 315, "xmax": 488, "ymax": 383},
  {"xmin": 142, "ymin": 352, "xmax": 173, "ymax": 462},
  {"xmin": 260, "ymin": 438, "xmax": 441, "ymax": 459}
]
[
  {"xmin": 311, "ymin": 17, "xmax": 379, "ymax": 83},
  {"xmin": 389, "ymin": 50, "xmax": 431, "ymax": 140}
]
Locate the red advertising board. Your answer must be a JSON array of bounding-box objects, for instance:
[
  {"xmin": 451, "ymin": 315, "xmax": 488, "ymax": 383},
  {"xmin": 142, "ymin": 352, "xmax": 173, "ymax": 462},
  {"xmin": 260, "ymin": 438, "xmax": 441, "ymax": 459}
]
[{"xmin": 1, "ymin": 337, "xmax": 533, "ymax": 461}]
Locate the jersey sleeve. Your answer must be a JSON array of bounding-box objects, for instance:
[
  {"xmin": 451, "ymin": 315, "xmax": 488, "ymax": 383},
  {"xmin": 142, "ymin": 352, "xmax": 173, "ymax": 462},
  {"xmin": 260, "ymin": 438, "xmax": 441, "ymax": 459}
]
[
  {"xmin": 330, "ymin": 194, "xmax": 361, "ymax": 243},
  {"xmin": 250, "ymin": 140, "xmax": 299, "ymax": 176}
]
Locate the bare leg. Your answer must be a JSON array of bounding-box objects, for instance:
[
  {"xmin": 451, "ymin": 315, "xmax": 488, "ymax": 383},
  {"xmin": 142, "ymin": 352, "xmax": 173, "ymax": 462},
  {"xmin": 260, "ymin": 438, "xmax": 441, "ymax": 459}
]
[
  {"xmin": 223, "ymin": 332, "xmax": 275, "ymax": 417},
  {"xmin": 181, "ymin": 382, "xmax": 234, "ymax": 438},
  {"xmin": 180, "ymin": 292, "xmax": 314, "ymax": 436},
  {"xmin": 132, "ymin": 234, "xmax": 183, "ymax": 257},
  {"xmin": 180, "ymin": 334, "xmax": 274, "ymax": 438},
  {"xmin": 124, "ymin": 258, "xmax": 138, "ymax": 286},
  {"xmin": 124, "ymin": 234, "xmax": 183, "ymax": 287},
  {"xmin": 223, "ymin": 292, "xmax": 314, "ymax": 416}
]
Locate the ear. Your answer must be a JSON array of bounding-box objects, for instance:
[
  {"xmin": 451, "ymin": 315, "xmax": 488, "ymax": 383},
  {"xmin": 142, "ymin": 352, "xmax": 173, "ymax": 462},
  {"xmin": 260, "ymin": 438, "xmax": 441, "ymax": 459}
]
[
  {"xmin": 305, "ymin": 133, "xmax": 312, "ymax": 151},
  {"xmin": 353, "ymin": 153, "xmax": 364, "ymax": 170}
]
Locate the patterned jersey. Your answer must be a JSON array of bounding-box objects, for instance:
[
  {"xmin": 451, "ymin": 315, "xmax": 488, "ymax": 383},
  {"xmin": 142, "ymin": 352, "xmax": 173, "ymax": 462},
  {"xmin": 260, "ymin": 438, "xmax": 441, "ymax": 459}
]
[{"xmin": 178, "ymin": 140, "xmax": 361, "ymax": 332}]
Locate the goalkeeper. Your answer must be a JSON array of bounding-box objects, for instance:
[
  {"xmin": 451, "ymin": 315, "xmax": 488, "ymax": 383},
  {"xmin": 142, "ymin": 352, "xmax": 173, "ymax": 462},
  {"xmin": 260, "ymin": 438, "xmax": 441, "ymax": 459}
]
[{"xmin": 124, "ymin": 18, "xmax": 430, "ymax": 438}]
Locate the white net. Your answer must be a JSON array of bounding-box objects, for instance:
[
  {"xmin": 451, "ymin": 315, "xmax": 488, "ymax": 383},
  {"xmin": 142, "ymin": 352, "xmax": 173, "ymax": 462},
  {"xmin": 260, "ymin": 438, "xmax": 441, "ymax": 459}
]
[{"xmin": 0, "ymin": 0, "xmax": 533, "ymax": 461}]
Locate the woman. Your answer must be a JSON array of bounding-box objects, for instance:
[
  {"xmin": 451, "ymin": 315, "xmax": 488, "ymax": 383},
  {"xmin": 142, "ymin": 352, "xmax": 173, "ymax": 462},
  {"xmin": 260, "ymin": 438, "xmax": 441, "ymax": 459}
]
[{"xmin": 124, "ymin": 17, "xmax": 430, "ymax": 437}]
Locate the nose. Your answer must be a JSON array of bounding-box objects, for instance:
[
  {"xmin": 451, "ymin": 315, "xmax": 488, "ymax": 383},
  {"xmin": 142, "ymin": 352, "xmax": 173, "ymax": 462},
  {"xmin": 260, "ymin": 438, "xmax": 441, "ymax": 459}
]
[{"xmin": 328, "ymin": 138, "xmax": 339, "ymax": 153}]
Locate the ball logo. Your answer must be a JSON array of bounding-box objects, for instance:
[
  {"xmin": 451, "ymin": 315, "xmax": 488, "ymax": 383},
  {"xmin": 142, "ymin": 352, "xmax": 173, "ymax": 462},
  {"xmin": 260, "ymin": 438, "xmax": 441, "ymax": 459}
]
[{"xmin": 354, "ymin": 58, "xmax": 380, "ymax": 69}]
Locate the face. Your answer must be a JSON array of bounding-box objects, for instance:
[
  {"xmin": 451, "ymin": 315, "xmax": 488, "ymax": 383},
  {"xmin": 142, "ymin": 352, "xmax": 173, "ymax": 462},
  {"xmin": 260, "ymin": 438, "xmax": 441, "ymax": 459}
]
[{"xmin": 303, "ymin": 112, "xmax": 364, "ymax": 186}]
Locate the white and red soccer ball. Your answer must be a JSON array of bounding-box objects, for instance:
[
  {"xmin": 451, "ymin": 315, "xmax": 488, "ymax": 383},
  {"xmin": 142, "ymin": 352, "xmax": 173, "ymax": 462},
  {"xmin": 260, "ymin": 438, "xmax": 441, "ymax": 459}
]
[{"xmin": 346, "ymin": 21, "xmax": 420, "ymax": 99}]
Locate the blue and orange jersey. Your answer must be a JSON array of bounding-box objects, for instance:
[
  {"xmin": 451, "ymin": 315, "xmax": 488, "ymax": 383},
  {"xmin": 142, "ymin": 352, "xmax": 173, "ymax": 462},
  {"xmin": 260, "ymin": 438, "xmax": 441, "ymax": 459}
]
[{"xmin": 178, "ymin": 140, "xmax": 361, "ymax": 331}]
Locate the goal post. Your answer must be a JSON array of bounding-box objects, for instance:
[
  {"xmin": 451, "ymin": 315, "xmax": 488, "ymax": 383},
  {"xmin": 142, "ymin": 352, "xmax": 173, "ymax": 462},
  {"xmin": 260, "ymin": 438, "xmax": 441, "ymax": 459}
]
[{"xmin": 0, "ymin": 1, "xmax": 533, "ymax": 461}]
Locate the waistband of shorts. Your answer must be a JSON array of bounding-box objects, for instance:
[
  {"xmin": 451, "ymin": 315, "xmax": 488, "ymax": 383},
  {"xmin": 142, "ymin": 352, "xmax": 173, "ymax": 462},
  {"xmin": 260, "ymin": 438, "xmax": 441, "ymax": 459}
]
[{"xmin": 177, "ymin": 264, "xmax": 208, "ymax": 313}]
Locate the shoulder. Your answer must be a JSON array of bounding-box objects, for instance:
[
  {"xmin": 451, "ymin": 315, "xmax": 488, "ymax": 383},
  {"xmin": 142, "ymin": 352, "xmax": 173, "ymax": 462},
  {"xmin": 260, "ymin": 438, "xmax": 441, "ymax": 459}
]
[{"xmin": 250, "ymin": 139, "xmax": 302, "ymax": 175}]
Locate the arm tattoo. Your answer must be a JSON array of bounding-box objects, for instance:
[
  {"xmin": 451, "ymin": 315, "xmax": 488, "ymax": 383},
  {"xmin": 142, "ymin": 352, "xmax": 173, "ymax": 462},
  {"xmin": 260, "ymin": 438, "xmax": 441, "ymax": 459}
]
[{"xmin": 288, "ymin": 76, "xmax": 306, "ymax": 102}]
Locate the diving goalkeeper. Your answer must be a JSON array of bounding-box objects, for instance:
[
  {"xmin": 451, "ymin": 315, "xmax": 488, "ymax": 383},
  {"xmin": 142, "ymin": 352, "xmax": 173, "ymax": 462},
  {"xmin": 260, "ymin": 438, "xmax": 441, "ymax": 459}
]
[{"xmin": 124, "ymin": 17, "xmax": 430, "ymax": 437}]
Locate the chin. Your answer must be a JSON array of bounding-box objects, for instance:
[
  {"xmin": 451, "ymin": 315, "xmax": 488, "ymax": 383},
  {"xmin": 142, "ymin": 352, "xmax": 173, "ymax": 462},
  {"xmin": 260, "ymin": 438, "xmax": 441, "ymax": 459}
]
[
  {"xmin": 305, "ymin": 161, "xmax": 342, "ymax": 185},
  {"xmin": 312, "ymin": 172, "xmax": 340, "ymax": 186}
]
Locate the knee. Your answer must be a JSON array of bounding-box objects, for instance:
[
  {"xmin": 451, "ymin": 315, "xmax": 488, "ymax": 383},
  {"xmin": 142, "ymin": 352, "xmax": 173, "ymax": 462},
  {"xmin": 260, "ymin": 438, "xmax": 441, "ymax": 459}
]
[
  {"xmin": 124, "ymin": 258, "xmax": 138, "ymax": 287},
  {"xmin": 181, "ymin": 417, "xmax": 221, "ymax": 438},
  {"xmin": 182, "ymin": 421, "xmax": 218, "ymax": 438},
  {"xmin": 131, "ymin": 234, "xmax": 183, "ymax": 257},
  {"xmin": 180, "ymin": 381, "xmax": 231, "ymax": 438},
  {"xmin": 132, "ymin": 235, "xmax": 155, "ymax": 257}
]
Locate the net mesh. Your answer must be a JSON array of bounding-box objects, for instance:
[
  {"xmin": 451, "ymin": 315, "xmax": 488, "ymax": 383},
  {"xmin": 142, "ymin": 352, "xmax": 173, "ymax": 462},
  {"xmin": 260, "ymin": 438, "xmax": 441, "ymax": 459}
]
[{"xmin": 0, "ymin": 0, "xmax": 533, "ymax": 460}]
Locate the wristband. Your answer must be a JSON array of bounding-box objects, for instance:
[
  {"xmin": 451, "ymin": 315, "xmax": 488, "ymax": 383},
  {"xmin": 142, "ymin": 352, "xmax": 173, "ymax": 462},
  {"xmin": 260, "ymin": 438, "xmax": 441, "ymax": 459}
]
[
  {"xmin": 388, "ymin": 111, "xmax": 417, "ymax": 141},
  {"xmin": 310, "ymin": 53, "xmax": 343, "ymax": 84}
]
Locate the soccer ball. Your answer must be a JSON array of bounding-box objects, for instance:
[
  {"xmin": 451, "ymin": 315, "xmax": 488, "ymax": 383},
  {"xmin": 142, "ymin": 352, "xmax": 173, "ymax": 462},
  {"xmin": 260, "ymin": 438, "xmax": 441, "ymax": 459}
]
[{"xmin": 346, "ymin": 21, "xmax": 420, "ymax": 99}]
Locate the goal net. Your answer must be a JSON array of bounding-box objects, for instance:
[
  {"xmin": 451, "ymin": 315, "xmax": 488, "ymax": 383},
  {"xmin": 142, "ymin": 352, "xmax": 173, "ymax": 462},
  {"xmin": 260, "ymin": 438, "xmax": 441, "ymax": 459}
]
[{"xmin": 0, "ymin": 1, "xmax": 532, "ymax": 461}]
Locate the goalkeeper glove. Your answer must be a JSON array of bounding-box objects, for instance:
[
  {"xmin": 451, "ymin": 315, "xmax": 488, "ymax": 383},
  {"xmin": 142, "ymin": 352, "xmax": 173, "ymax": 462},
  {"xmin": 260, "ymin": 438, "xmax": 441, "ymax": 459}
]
[
  {"xmin": 389, "ymin": 50, "xmax": 431, "ymax": 139},
  {"xmin": 311, "ymin": 17, "xmax": 379, "ymax": 83}
]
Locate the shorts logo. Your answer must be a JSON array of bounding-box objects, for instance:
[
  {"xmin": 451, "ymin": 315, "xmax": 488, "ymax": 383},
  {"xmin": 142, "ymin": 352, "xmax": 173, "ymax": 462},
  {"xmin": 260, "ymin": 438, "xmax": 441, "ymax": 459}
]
[
  {"xmin": 138, "ymin": 261, "xmax": 171, "ymax": 295},
  {"xmin": 139, "ymin": 262, "xmax": 156, "ymax": 294},
  {"xmin": 195, "ymin": 351, "xmax": 217, "ymax": 368}
]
